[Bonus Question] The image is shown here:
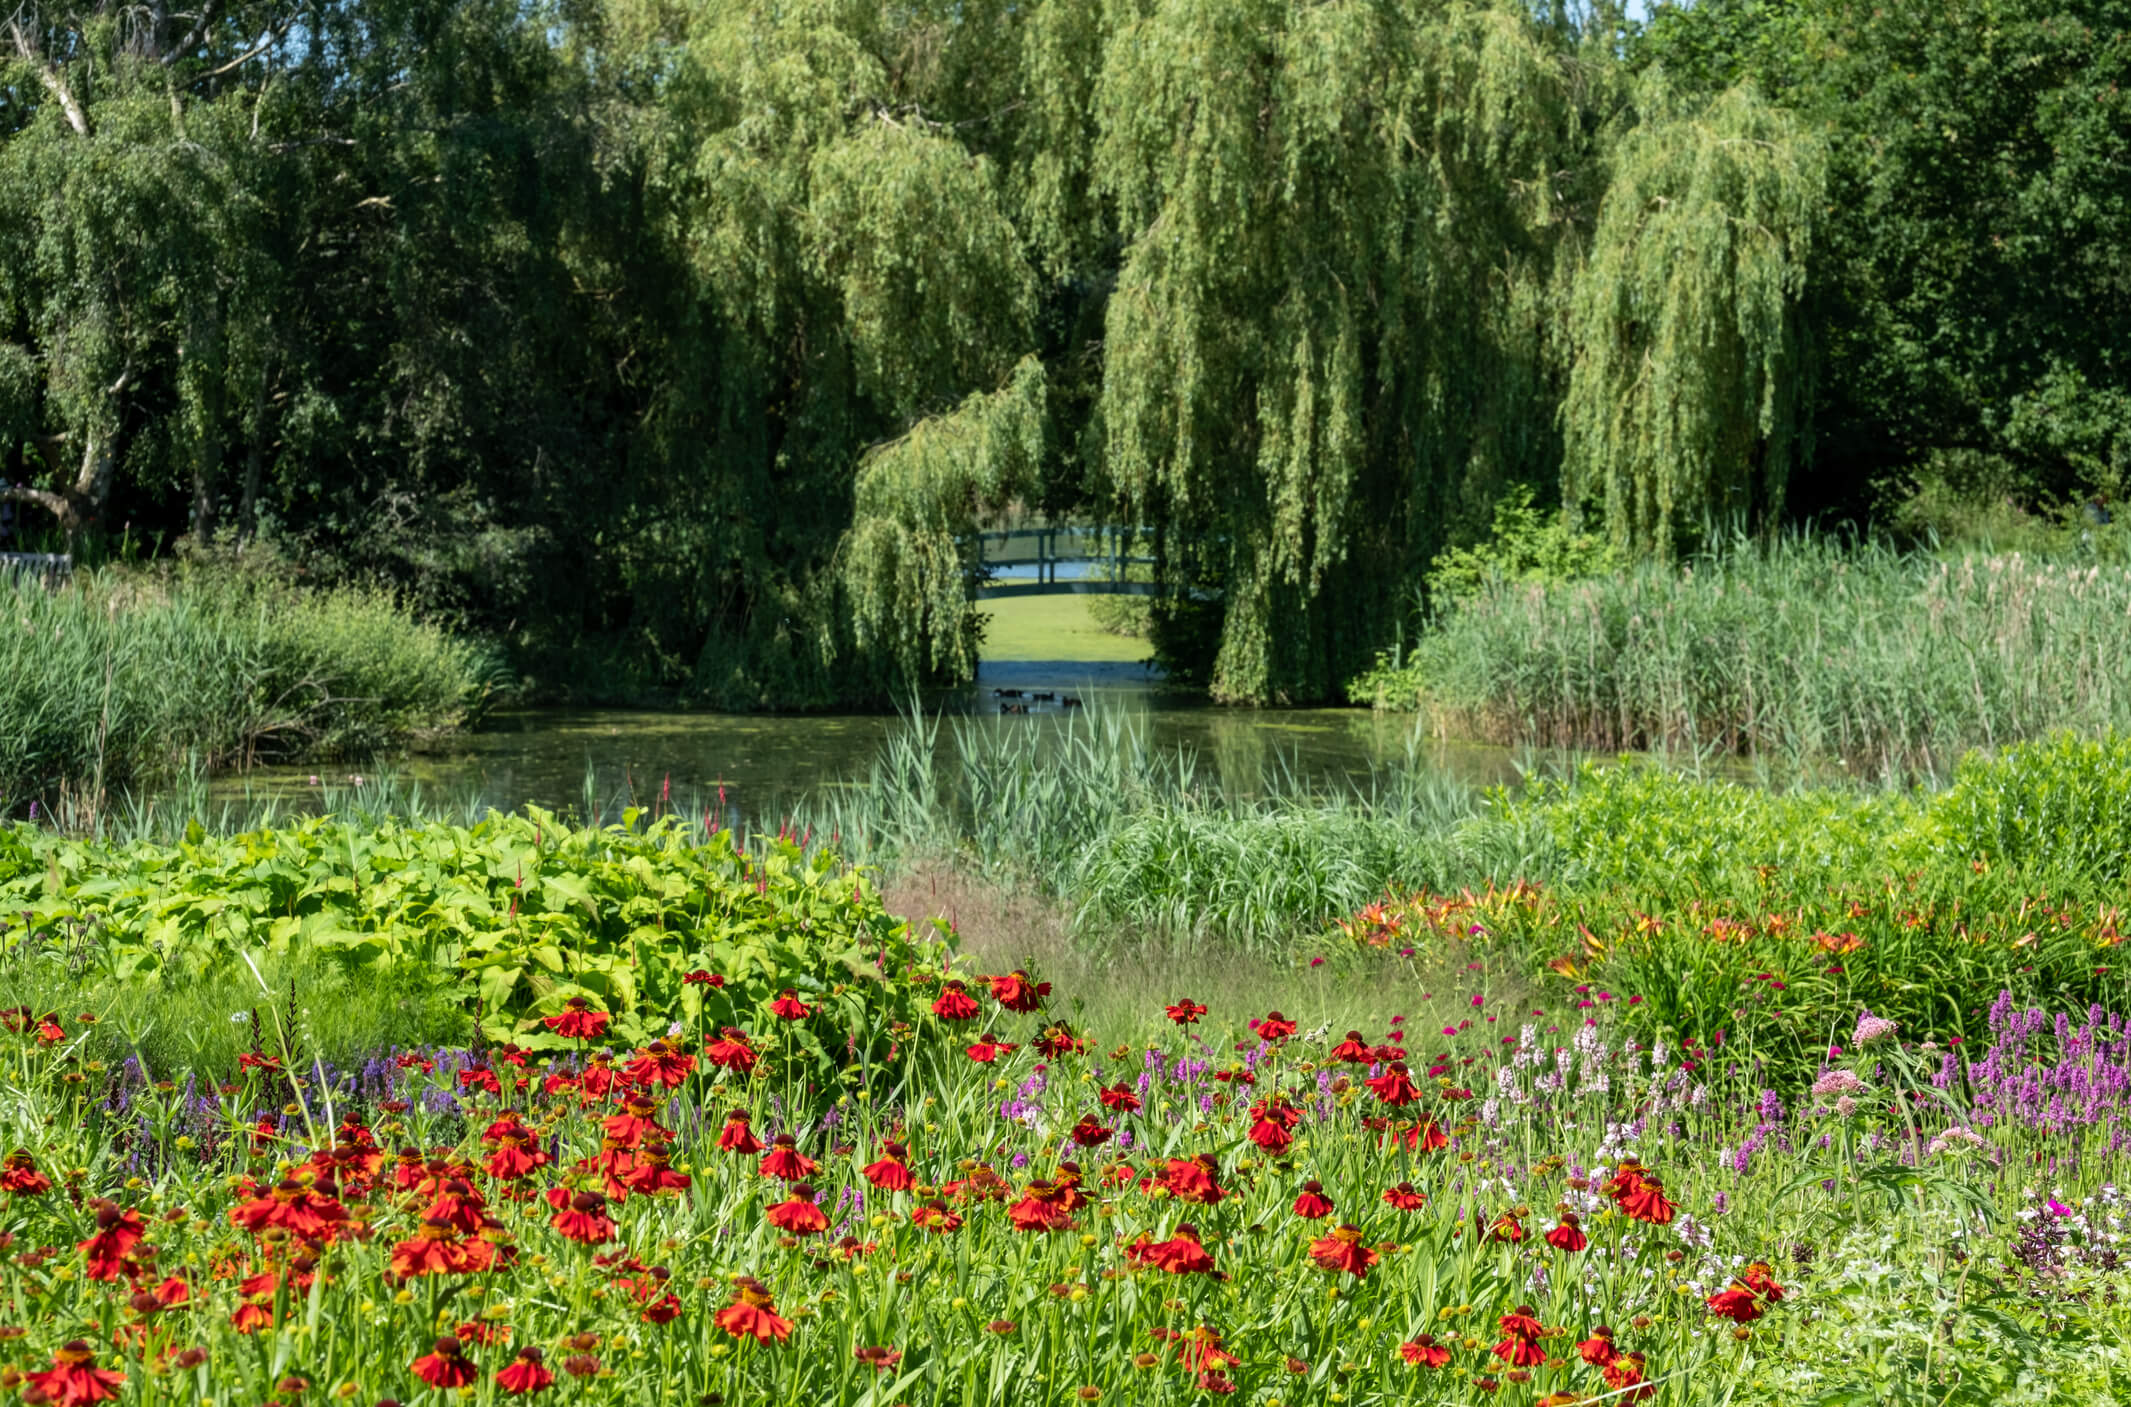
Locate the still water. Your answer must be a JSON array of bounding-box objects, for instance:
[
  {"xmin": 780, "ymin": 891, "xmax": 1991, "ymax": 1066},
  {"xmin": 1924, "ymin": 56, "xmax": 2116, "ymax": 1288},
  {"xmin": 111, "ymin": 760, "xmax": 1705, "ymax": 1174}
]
[{"xmin": 216, "ymin": 662, "xmax": 1537, "ymax": 819}]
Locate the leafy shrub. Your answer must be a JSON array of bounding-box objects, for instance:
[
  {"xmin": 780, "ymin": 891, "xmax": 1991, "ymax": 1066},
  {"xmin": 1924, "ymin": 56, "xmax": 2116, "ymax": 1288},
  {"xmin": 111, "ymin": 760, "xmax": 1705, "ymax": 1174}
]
[
  {"xmin": 0, "ymin": 809, "xmax": 945, "ymax": 1077},
  {"xmin": 1920, "ymin": 732, "xmax": 2131, "ymax": 886}
]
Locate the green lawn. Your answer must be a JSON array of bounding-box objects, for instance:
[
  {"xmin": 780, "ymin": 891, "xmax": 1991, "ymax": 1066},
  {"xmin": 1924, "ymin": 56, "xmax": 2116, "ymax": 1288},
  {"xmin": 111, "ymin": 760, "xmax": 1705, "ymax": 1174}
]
[{"xmin": 977, "ymin": 593, "xmax": 1150, "ymax": 661}]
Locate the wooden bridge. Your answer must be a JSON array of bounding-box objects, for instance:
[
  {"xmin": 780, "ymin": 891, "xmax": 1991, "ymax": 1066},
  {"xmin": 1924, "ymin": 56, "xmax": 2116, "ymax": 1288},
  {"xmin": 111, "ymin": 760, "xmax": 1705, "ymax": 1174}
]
[{"xmin": 972, "ymin": 525, "xmax": 1157, "ymax": 599}]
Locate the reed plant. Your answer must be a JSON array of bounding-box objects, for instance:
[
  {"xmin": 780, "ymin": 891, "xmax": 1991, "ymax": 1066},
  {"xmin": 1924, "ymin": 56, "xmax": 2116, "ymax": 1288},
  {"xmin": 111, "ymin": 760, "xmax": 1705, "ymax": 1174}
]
[
  {"xmin": 0, "ymin": 565, "xmax": 485, "ymax": 813},
  {"xmin": 1360, "ymin": 538, "xmax": 2131, "ymax": 781}
]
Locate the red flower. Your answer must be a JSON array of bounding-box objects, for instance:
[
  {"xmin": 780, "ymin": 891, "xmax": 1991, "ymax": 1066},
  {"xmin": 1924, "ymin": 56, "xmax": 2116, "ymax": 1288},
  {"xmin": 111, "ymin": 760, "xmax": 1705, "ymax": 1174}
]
[
  {"xmin": 496, "ymin": 1347, "xmax": 554, "ymax": 1395},
  {"xmin": 1602, "ymin": 1352, "xmax": 1655, "ymax": 1402},
  {"xmin": 1328, "ymin": 1031, "xmax": 1372, "ymax": 1063},
  {"xmin": 769, "ymin": 989, "xmax": 812, "ymax": 1021},
  {"xmin": 78, "ymin": 1201, "xmax": 145, "ymax": 1281},
  {"xmin": 682, "ymin": 970, "xmax": 725, "ymax": 987},
  {"xmin": 910, "ymin": 1201, "xmax": 963, "ymax": 1234},
  {"xmin": 758, "ymin": 1136, "xmax": 817, "ymax": 1182},
  {"xmin": 1409, "ymin": 1118, "xmax": 1451, "ymax": 1153},
  {"xmin": 1, "ymin": 1148, "xmax": 51, "ymax": 1195},
  {"xmin": 1381, "ymin": 1181, "xmax": 1426, "ymax": 1212},
  {"xmin": 237, "ymin": 1051, "xmax": 282, "ymax": 1073},
  {"xmin": 1707, "ymin": 1287, "xmax": 1762, "ymax": 1323},
  {"xmin": 545, "ymin": 1188, "xmax": 617, "ymax": 1244},
  {"xmin": 411, "ymin": 1337, "xmax": 479, "ymax": 1389},
  {"xmin": 1491, "ymin": 1308, "xmax": 1546, "ymax": 1366},
  {"xmin": 26, "ymin": 1342, "xmax": 123, "ymax": 1406},
  {"xmin": 717, "ymin": 1108, "xmax": 764, "ymax": 1154},
  {"xmin": 619, "ymin": 1143, "xmax": 691, "ymax": 1196},
  {"xmin": 35, "ymin": 1013, "xmax": 64, "ymax": 1044},
  {"xmin": 931, "ymin": 981, "xmax": 981, "ymax": 1021},
  {"xmin": 1007, "ymin": 1183, "xmax": 1075, "ymax": 1232},
  {"xmin": 603, "ymin": 1094, "xmax": 674, "ymax": 1148},
  {"xmin": 1607, "ymin": 1163, "xmax": 1677, "ymax": 1226},
  {"xmin": 988, "ymin": 970, "xmax": 1051, "ymax": 1013},
  {"xmin": 1364, "ymin": 1062, "xmax": 1422, "ymax": 1106},
  {"xmin": 1544, "ymin": 1215, "xmax": 1588, "ymax": 1252},
  {"xmin": 861, "ymin": 1143, "xmax": 915, "ymax": 1191},
  {"xmin": 1741, "ymin": 1260, "xmax": 1785, "ymax": 1301},
  {"xmin": 1576, "ymin": 1328, "xmax": 1617, "ymax": 1366},
  {"xmin": 1068, "ymin": 1115, "xmax": 1113, "ymax": 1147},
  {"xmin": 1256, "ymin": 1011, "xmax": 1298, "ymax": 1041},
  {"xmin": 1034, "ymin": 1023, "xmax": 1088, "ymax": 1058},
  {"xmin": 391, "ymin": 1220, "xmax": 494, "ymax": 1277},
  {"xmin": 1399, "ymin": 1335, "xmax": 1452, "ymax": 1368},
  {"xmin": 1098, "ymin": 1083, "xmax": 1142, "ymax": 1113},
  {"xmin": 1292, "ymin": 1180, "xmax": 1334, "ymax": 1219},
  {"xmin": 1126, "ymin": 1224, "xmax": 1215, "ymax": 1274},
  {"xmin": 542, "ymin": 997, "xmax": 611, "ymax": 1041},
  {"xmin": 1489, "ymin": 1212, "xmax": 1526, "ymax": 1243},
  {"xmin": 1307, "ymin": 1224, "xmax": 1377, "ymax": 1278},
  {"xmin": 624, "ymin": 1040, "xmax": 697, "ymax": 1089},
  {"xmin": 459, "ymin": 1066, "xmax": 502, "ymax": 1097},
  {"xmin": 853, "ymin": 1346, "xmax": 902, "ymax": 1373},
  {"xmin": 1161, "ymin": 1155, "xmax": 1227, "ymax": 1204},
  {"xmin": 766, "ymin": 1187, "xmax": 829, "ymax": 1235},
  {"xmin": 704, "ymin": 1028, "xmax": 760, "ymax": 1074},
  {"xmin": 1166, "ymin": 1000, "xmax": 1208, "ymax": 1025},
  {"xmin": 1178, "ymin": 1326, "xmax": 1239, "ymax": 1373},
  {"xmin": 713, "ymin": 1278, "xmax": 794, "ymax": 1343},
  {"xmin": 964, "ymin": 1037, "xmax": 1018, "ymax": 1063},
  {"xmin": 230, "ymin": 1177, "xmax": 349, "ymax": 1244}
]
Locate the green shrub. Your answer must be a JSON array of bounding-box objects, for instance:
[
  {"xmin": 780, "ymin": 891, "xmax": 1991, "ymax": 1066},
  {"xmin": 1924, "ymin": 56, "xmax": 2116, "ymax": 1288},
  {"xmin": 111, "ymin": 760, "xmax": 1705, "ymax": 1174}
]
[
  {"xmin": 0, "ymin": 809, "xmax": 946, "ymax": 1077},
  {"xmin": 1920, "ymin": 732, "xmax": 2131, "ymax": 886}
]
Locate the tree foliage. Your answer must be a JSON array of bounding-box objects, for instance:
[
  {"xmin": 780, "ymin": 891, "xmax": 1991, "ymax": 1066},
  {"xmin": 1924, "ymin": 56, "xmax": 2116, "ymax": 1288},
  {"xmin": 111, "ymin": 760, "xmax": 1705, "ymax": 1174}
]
[
  {"xmin": 1563, "ymin": 76, "xmax": 1823, "ymax": 556},
  {"xmin": 1, "ymin": 0, "xmax": 2105, "ymax": 707}
]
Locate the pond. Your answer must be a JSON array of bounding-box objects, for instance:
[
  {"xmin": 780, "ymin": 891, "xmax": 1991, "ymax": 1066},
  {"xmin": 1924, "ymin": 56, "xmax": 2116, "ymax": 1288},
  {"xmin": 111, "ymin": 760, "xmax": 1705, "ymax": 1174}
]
[{"xmin": 217, "ymin": 661, "xmax": 1539, "ymax": 820}]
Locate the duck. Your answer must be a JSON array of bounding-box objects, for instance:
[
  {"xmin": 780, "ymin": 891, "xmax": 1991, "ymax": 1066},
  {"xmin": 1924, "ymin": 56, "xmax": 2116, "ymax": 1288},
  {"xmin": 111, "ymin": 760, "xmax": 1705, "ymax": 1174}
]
[
  {"xmin": 1060, "ymin": 696, "xmax": 1083, "ymax": 709},
  {"xmin": 1000, "ymin": 702, "xmax": 1029, "ymax": 715},
  {"xmin": 1031, "ymin": 691, "xmax": 1056, "ymax": 702},
  {"xmin": 992, "ymin": 688, "xmax": 1024, "ymax": 699}
]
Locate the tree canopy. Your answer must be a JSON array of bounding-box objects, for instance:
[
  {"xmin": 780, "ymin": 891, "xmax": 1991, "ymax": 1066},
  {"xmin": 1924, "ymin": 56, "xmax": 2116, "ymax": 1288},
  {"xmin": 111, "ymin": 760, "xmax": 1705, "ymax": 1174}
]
[{"xmin": 0, "ymin": 0, "xmax": 2118, "ymax": 705}]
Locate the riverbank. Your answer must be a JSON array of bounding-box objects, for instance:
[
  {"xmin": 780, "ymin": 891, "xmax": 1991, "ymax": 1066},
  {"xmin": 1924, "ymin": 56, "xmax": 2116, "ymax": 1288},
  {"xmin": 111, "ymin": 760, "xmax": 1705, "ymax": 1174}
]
[
  {"xmin": 0, "ymin": 564, "xmax": 485, "ymax": 818},
  {"xmin": 1352, "ymin": 539, "xmax": 2131, "ymax": 781}
]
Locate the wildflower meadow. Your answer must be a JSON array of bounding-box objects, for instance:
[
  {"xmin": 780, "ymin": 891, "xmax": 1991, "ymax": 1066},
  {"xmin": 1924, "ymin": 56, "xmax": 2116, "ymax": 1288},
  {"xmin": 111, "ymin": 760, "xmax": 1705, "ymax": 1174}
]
[{"xmin": 1, "ymin": 899, "xmax": 2127, "ymax": 1407}]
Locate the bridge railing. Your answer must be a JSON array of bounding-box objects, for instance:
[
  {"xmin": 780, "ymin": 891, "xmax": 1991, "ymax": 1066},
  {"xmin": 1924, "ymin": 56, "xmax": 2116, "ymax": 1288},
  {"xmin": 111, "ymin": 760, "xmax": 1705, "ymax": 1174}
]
[{"xmin": 971, "ymin": 525, "xmax": 1160, "ymax": 597}]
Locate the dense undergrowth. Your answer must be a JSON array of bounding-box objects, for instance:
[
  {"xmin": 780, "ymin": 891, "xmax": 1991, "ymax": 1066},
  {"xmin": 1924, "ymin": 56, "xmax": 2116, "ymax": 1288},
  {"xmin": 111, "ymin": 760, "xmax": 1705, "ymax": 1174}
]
[
  {"xmin": 799, "ymin": 712, "xmax": 2131, "ymax": 1081},
  {"xmin": 0, "ymin": 809, "xmax": 928, "ymax": 1081},
  {"xmin": 0, "ymin": 567, "xmax": 484, "ymax": 814},
  {"xmin": 1351, "ymin": 539, "xmax": 2131, "ymax": 781}
]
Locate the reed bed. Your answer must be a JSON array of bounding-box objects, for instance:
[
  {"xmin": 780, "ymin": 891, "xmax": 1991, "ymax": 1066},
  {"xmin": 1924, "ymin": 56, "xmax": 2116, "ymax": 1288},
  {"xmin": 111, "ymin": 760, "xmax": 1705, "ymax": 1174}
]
[
  {"xmin": 0, "ymin": 567, "xmax": 484, "ymax": 812},
  {"xmin": 1367, "ymin": 541, "xmax": 2131, "ymax": 781}
]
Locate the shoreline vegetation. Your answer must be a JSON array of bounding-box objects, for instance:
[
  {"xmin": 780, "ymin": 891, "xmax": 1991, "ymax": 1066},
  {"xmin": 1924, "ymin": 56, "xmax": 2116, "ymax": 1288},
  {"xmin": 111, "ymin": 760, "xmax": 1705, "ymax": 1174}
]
[
  {"xmin": 1351, "ymin": 536, "xmax": 2131, "ymax": 782},
  {"xmin": 0, "ymin": 565, "xmax": 486, "ymax": 819}
]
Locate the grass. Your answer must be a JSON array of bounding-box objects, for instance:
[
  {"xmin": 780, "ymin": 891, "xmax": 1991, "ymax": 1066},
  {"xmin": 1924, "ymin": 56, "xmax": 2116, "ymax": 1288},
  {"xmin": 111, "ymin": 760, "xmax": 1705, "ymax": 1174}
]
[
  {"xmin": 1352, "ymin": 536, "xmax": 2131, "ymax": 782},
  {"xmin": 0, "ymin": 563, "xmax": 487, "ymax": 816},
  {"xmin": 977, "ymin": 594, "xmax": 1156, "ymax": 662}
]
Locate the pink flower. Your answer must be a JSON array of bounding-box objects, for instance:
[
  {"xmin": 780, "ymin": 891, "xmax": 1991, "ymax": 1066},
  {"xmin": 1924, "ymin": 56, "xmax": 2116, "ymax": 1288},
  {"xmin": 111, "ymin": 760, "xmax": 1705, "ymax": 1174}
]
[{"xmin": 1852, "ymin": 1010, "xmax": 1899, "ymax": 1046}]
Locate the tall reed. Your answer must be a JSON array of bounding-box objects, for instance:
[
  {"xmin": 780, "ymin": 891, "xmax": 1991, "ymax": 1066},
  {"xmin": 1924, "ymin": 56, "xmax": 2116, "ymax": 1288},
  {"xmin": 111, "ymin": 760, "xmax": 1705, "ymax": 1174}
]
[
  {"xmin": 1369, "ymin": 539, "xmax": 2131, "ymax": 780},
  {"xmin": 0, "ymin": 566, "xmax": 484, "ymax": 813}
]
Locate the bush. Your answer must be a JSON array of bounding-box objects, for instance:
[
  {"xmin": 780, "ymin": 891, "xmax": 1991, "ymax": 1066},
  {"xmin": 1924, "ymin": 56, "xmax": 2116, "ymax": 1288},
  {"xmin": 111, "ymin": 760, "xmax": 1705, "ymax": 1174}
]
[
  {"xmin": 0, "ymin": 809, "xmax": 946, "ymax": 1078},
  {"xmin": 1921, "ymin": 732, "xmax": 2131, "ymax": 886},
  {"xmin": 0, "ymin": 564, "xmax": 486, "ymax": 810}
]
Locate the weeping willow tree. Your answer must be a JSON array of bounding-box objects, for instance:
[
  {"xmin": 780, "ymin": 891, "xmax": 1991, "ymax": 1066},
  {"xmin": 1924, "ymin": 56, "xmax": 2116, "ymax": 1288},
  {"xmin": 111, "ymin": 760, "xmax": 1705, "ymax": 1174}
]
[
  {"xmin": 1563, "ymin": 76, "xmax": 1825, "ymax": 556},
  {"xmin": 1052, "ymin": 0, "xmax": 1597, "ymax": 703},
  {"xmin": 838, "ymin": 356, "xmax": 1046, "ymax": 681}
]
